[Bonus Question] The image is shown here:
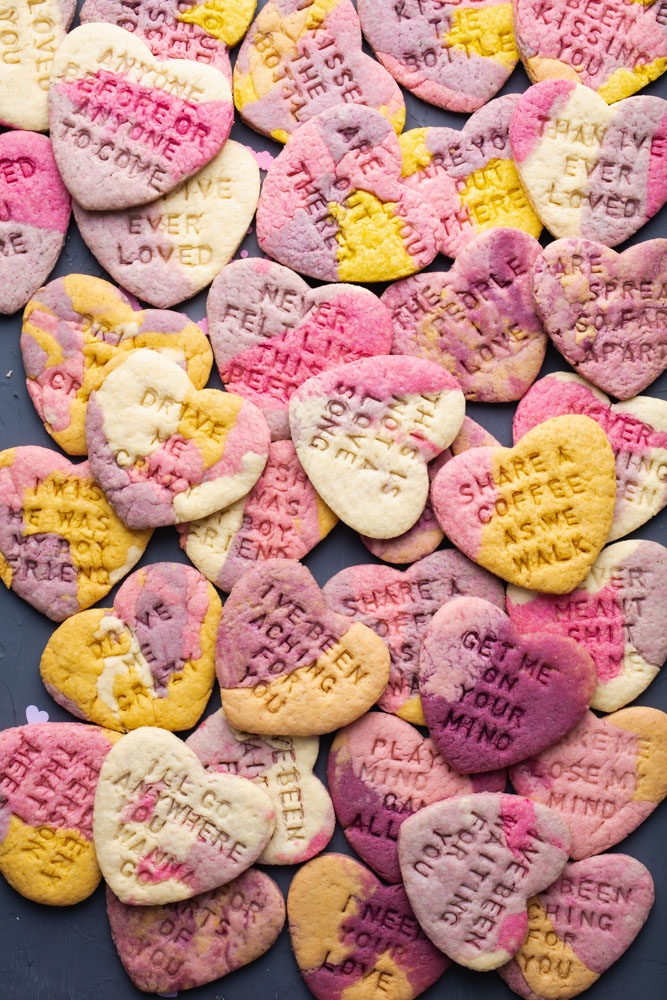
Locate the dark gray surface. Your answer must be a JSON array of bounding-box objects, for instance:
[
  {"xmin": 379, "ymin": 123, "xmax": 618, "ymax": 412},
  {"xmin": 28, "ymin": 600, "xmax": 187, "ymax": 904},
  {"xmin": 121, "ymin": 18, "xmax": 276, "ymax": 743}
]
[{"xmin": 0, "ymin": 3, "xmax": 666, "ymax": 998}]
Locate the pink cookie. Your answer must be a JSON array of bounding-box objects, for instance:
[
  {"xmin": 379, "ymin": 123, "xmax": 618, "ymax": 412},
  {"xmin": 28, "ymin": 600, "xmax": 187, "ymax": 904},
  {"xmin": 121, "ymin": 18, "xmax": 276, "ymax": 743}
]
[
  {"xmin": 323, "ymin": 550, "xmax": 505, "ymax": 725},
  {"xmin": 49, "ymin": 23, "xmax": 234, "ymax": 210},
  {"xmin": 398, "ymin": 792, "xmax": 571, "ymax": 970},
  {"xmin": 328, "ymin": 712, "xmax": 506, "ymax": 882},
  {"xmin": 510, "ymin": 707, "xmax": 667, "ymax": 859},
  {"xmin": 0, "ymin": 132, "xmax": 71, "ymax": 316},
  {"xmin": 400, "ymin": 96, "xmax": 542, "ymax": 258},
  {"xmin": 419, "ymin": 597, "xmax": 596, "ymax": 772},
  {"xmin": 234, "ymin": 0, "xmax": 405, "ymax": 142},
  {"xmin": 513, "ymin": 372, "xmax": 667, "ymax": 540},
  {"xmin": 256, "ymin": 104, "xmax": 441, "ymax": 282},
  {"xmin": 384, "ymin": 228, "xmax": 547, "ymax": 402},
  {"xmin": 499, "ymin": 855, "xmax": 655, "ymax": 1000},
  {"xmin": 531, "ymin": 238, "xmax": 667, "ymax": 398},
  {"xmin": 207, "ymin": 258, "xmax": 393, "ymax": 439},
  {"xmin": 107, "ymin": 870, "xmax": 285, "ymax": 993},
  {"xmin": 356, "ymin": 0, "xmax": 518, "ymax": 113},
  {"xmin": 178, "ymin": 439, "xmax": 337, "ymax": 592}
]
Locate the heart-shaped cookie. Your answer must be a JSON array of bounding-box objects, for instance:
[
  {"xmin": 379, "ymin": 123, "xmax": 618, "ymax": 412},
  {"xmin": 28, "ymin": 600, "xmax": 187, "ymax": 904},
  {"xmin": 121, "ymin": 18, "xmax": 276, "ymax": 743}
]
[
  {"xmin": 187, "ymin": 708, "xmax": 335, "ymax": 865},
  {"xmin": 93, "ymin": 726, "xmax": 275, "ymax": 904},
  {"xmin": 510, "ymin": 707, "xmax": 667, "ymax": 859},
  {"xmin": 289, "ymin": 356, "xmax": 465, "ymax": 538},
  {"xmin": 0, "ymin": 722, "xmax": 119, "ymax": 905},
  {"xmin": 400, "ymin": 96, "xmax": 542, "ymax": 257},
  {"xmin": 328, "ymin": 712, "xmax": 506, "ymax": 882},
  {"xmin": 384, "ymin": 228, "xmax": 547, "ymax": 402},
  {"xmin": 0, "ymin": 132, "xmax": 71, "ymax": 316},
  {"xmin": 0, "ymin": 446, "xmax": 152, "ymax": 621},
  {"xmin": 513, "ymin": 373, "xmax": 667, "ymax": 541},
  {"xmin": 22, "ymin": 274, "xmax": 213, "ymax": 455},
  {"xmin": 216, "ymin": 559, "xmax": 391, "ymax": 736},
  {"xmin": 73, "ymin": 140, "xmax": 259, "ymax": 309},
  {"xmin": 49, "ymin": 23, "xmax": 234, "ymax": 210},
  {"xmin": 499, "ymin": 854, "xmax": 655, "ymax": 1000},
  {"xmin": 420, "ymin": 597, "xmax": 596, "ymax": 772},
  {"xmin": 288, "ymin": 852, "xmax": 450, "ymax": 1000},
  {"xmin": 208, "ymin": 258, "xmax": 393, "ymax": 439},
  {"xmin": 107, "ymin": 868, "xmax": 284, "ymax": 993},
  {"xmin": 234, "ymin": 0, "xmax": 405, "ymax": 142},
  {"xmin": 178, "ymin": 439, "xmax": 337, "ymax": 592},
  {"xmin": 398, "ymin": 792, "xmax": 571, "ymax": 971},
  {"xmin": 514, "ymin": 0, "xmax": 667, "ymax": 103},
  {"xmin": 510, "ymin": 81, "xmax": 667, "ymax": 245},
  {"xmin": 256, "ymin": 104, "xmax": 441, "ymax": 282},
  {"xmin": 531, "ymin": 239, "xmax": 667, "ymax": 398},
  {"xmin": 86, "ymin": 349, "xmax": 270, "ymax": 528},
  {"xmin": 40, "ymin": 562, "xmax": 221, "ymax": 732},
  {"xmin": 323, "ymin": 550, "xmax": 505, "ymax": 725},
  {"xmin": 431, "ymin": 414, "xmax": 617, "ymax": 593},
  {"xmin": 357, "ymin": 0, "xmax": 519, "ymax": 112}
]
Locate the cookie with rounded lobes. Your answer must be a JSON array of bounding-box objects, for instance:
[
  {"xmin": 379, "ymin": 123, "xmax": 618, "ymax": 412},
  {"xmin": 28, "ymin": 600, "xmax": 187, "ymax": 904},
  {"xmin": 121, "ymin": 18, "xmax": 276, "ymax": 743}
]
[
  {"xmin": 399, "ymin": 97, "xmax": 542, "ymax": 258},
  {"xmin": 49, "ymin": 24, "xmax": 234, "ymax": 211},
  {"xmin": 510, "ymin": 81, "xmax": 667, "ymax": 246},
  {"xmin": 0, "ymin": 446, "xmax": 152, "ymax": 621},
  {"xmin": 398, "ymin": 792, "xmax": 571, "ymax": 971},
  {"xmin": 514, "ymin": 0, "xmax": 667, "ymax": 103},
  {"xmin": 510, "ymin": 707, "xmax": 667, "ymax": 859},
  {"xmin": 357, "ymin": 0, "xmax": 518, "ymax": 113},
  {"xmin": 256, "ymin": 104, "xmax": 442, "ymax": 282},
  {"xmin": 384, "ymin": 229, "xmax": 547, "ymax": 403},
  {"xmin": 362, "ymin": 418, "xmax": 500, "ymax": 564},
  {"xmin": 93, "ymin": 726, "xmax": 275, "ymax": 905},
  {"xmin": 207, "ymin": 258, "xmax": 393, "ymax": 441},
  {"xmin": 531, "ymin": 239, "xmax": 667, "ymax": 399},
  {"xmin": 187, "ymin": 708, "xmax": 335, "ymax": 865},
  {"xmin": 288, "ymin": 853, "xmax": 450, "ymax": 1000},
  {"xmin": 431, "ymin": 415, "xmax": 616, "ymax": 594},
  {"xmin": 234, "ymin": 0, "xmax": 405, "ymax": 143},
  {"xmin": 420, "ymin": 597, "xmax": 596, "ymax": 773},
  {"xmin": 513, "ymin": 373, "xmax": 667, "ymax": 541},
  {"xmin": 216, "ymin": 559, "xmax": 391, "ymax": 736},
  {"xmin": 289, "ymin": 356, "xmax": 465, "ymax": 539},
  {"xmin": 0, "ymin": 133, "xmax": 71, "ymax": 316},
  {"xmin": 22, "ymin": 275, "xmax": 213, "ymax": 455},
  {"xmin": 328, "ymin": 713, "xmax": 506, "ymax": 883},
  {"xmin": 40, "ymin": 562, "xmax": 220, "ymax": 733},
  {"xmin": 323, "ymin": 550, "xmax": 505, "ymax": 726},
  {"xmin": 0, "ymin": 723, "xmax": 120, "ymax": 905},
  {"xmin": 85, "ymin": 349, "xmax": 270, "ymax": 529},
  {"xmin": 178, "ymin": 440, "xmax": 337, "ymax": 593},
  {"xmin": 0, "ymin": 0, "xmax": 76, "ymax": 131},
  {"xmin": 107, "ymin": 869, "xmax": 284, "ymax": 993}
]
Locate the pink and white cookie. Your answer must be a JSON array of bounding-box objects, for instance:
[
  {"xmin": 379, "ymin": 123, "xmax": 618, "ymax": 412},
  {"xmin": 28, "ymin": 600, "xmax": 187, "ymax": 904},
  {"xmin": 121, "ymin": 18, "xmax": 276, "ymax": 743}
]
[
  {"xmin": 357, "ymin": 0, "xmax": 518, "ymax": 113},
  {"xmin": 510, "ymin": 707, "xmax": 667, "ymax": 859},
  {"xmin": 328, "ymin": 712, "xmax": 506, "ymax": 883},
  {"xmin": 207, "ymin": 258, "xmax": 393, "ymax": 440},
  {"xmin": 323, "ymin": 550, "xmax": 505, "ymax": 725},
  {"xmin": 178, "ymin": 439, "xmax": 337, "ymax": 592},
  {"xmin": 289, "ymin": 356, "xmax": 465, "ymax": 539},
  {"xmin": 399, "ymin": 96, "xmax": 542, "ymax": 258},
  {"xmin": 420, "ymin": 597, "xmax": 597, "ymax": 772},
  {"xmin": 384, "ymin": 228, "xmax": 547, "ymax": 402},
  {"xmin": 85, "ymin": 349, "xmax": 270, "ymax": 529},
  {"xmin": 531, "ymin": 238, "xmax": 667, "ymax": 399},
  {"xmin": 256, "ymin": 104, "xmax": 442, "ymax": 282},
  {"xmin": 0, "ymin": 132, "xmax": 71, "ymax": 316},
  {"xmin": 234, "ymin": 0, "xmax": 405, "ymax": 142},
  {"xmin": 187, "ymin": 708, "xmax": 335, "ymax": 865},
  {"xmin": 49, "ymin": 23, "xmax": 234, "ymax": 210}
]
